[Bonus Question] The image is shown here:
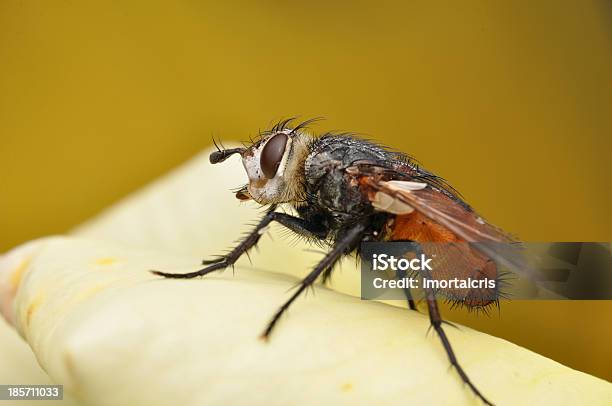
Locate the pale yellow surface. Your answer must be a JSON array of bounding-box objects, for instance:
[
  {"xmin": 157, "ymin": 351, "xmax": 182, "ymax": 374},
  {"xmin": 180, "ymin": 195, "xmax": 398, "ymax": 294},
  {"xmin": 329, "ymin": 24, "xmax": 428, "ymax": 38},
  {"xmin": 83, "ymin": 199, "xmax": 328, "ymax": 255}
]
[
  {"xmin": 2, "ymin": 238, "xmax": 611, "ymax": 406},
  {"xmin": 0, "ymin": 319, "xmax": 79, "ymax": 406},
  {"xmin": 0, "ymin": 150, "xmax": 610, "ymax": 405}
]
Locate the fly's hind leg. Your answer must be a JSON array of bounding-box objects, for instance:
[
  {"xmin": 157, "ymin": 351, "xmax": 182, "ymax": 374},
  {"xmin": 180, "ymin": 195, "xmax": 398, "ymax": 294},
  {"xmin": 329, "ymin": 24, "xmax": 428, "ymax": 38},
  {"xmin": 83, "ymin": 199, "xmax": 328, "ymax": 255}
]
[
  {"xmin": 409, "ymin": 242, "xmax": 493, "ymax": 406},
  {"xmin": 395, "ymin": 267, "xmax": 417, "ymax": 311},
  {"xmin": 260, "ymin": 223, "xmax": 367, "ymax": 340},
  {"xmin": 422, "ymin": 287, "xmax": 493, "ymax": 405},
  {"xmin": 151, "ymin": 210, "xmax": 328, "ymax": 279}
]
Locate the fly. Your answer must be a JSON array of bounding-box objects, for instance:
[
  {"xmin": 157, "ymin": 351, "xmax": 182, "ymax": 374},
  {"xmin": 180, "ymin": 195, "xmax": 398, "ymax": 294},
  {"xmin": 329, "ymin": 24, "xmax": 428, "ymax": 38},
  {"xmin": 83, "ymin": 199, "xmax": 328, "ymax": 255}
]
[{"xmin": 152, "ymin": 118, "xmax": 525, "ymax": 406}]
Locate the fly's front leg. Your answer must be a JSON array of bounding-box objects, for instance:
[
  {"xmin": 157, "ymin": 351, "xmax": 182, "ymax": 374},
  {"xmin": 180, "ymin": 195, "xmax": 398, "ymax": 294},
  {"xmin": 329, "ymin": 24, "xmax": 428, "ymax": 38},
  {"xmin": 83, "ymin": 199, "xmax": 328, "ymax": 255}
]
[
  {"xmin": 151, "ymin": 211, "xmax": 328, "ymax": 279},
  {"xmin": 202, "ymin": 212, "xmax": 326, "ymax": 265}
]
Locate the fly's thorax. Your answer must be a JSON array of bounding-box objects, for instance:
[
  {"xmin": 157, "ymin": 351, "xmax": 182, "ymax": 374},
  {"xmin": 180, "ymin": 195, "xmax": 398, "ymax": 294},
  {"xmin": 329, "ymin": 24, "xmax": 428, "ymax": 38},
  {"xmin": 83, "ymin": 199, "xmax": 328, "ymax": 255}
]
[
  {"xmin": 241, "ymin": 130, "xmax": 313, "ymax": 205},
  {"xmin": 303, "ymin": 135, "xmax": 393, "ymax": 216}
]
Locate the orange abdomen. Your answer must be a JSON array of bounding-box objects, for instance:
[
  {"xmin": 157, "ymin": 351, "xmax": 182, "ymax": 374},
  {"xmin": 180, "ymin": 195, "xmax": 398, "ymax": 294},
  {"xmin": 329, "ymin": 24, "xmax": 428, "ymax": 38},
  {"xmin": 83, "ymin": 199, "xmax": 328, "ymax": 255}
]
[
  {"xmin": 386, "ymin": 212, "xmax": 499, "ymax": 307},
  {"xmin": 389, "ymin": 212, "xmax": 460, "ymax": 242}
]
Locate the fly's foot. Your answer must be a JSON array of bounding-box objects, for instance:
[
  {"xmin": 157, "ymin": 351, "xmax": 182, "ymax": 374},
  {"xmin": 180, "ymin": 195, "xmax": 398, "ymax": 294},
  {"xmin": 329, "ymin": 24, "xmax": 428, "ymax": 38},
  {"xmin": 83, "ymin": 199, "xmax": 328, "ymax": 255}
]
[{"xmin": 150, "ymin": 261, "xmax": 228, "ymax": 279}]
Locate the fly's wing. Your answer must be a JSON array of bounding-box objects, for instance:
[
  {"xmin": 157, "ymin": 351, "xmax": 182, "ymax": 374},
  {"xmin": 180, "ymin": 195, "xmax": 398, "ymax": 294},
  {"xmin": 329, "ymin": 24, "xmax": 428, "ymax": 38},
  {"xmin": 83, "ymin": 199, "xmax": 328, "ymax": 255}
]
[{"xmin": 348, "ymin": 162, "xmax": 538, "ymax": 284}]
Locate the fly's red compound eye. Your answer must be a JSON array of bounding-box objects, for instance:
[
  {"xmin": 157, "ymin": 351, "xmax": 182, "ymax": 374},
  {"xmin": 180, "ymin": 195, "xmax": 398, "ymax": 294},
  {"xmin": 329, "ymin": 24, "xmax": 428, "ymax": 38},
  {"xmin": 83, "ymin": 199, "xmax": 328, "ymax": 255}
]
[{"xmin": 260, "ymin": 133, "xmax": 288, "ymax": 178}]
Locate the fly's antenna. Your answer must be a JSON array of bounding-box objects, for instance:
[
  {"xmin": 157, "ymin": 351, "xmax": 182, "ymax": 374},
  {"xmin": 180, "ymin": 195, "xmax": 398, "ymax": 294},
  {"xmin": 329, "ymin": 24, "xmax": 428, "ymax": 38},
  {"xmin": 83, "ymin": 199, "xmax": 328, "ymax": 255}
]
[{"xmin": 210, "ymin": 137, "xmax": 245, "ymax": 164}]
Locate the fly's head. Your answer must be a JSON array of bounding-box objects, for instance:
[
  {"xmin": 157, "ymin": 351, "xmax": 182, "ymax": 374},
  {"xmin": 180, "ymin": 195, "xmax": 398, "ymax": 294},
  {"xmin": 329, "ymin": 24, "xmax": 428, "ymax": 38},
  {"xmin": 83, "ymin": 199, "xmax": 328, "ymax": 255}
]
[{"xmin": 209, "ymin": 125, "xmax": 314, "ymax": 205}]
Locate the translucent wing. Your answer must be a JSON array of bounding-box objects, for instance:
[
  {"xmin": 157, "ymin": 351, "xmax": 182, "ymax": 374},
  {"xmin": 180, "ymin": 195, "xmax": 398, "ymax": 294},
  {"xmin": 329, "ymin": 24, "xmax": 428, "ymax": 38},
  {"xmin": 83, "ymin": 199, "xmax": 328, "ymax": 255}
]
[{"xmin": 347, "ymin": 161, "xmax": 537, "ymax": 283}]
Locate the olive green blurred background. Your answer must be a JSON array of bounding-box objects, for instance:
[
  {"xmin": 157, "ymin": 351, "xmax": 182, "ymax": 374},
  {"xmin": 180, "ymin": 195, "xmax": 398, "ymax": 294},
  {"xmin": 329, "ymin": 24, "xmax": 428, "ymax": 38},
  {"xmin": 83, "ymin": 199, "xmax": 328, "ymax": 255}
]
[{"xmin": 1, "ymin": 0, "xmax": 610, "ymax": 382}]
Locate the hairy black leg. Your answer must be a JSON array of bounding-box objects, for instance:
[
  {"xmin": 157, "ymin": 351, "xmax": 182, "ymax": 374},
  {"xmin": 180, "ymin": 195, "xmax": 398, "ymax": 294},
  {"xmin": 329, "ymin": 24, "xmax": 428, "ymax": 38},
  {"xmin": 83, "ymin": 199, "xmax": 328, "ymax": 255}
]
[
  {"xmin": 320, "ymin": 266, "xmax": 334, "ymax": 285},
  {"xmin": 422, "ymin": 289, "xmax": 493, "ymax": 405},
  {"xmin": 151, "ymin": 212, "xmax": 328, "ymax": 279},
  {"xmin": 260, "ymin": 223, "xmax": 367, "ymax": 340},
  {"xmin": 395, "ymin": 267, "xmax": 417, "ymax": 311},
  {"xmin": 270, "ymin": 213, "xmax": 329, "ymax": 240},
  {"xmin": 410, "ymin": 242, "xmax": 493, "ymax": 406}
]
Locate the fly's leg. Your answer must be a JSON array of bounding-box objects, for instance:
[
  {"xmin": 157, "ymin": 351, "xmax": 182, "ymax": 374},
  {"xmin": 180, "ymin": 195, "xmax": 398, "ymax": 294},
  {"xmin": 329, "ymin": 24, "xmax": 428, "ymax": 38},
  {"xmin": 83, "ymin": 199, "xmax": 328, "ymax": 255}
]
[
  {"xmin": 395, "ymin": 267, "xmax": 417, "ymax": 311},
  {"xmin": 422, "ymin": 288, "xmax": 493, "ymax": 405},
  {"xmin": 411, "ymin": 242, "xmax": 493, "ymax": 406},
  {"xmin": 151, "ymin": 211, "xmax": 328, "ymax": 279},
  {"xmin": 320, "ymin": 266, "xmax": 334, "ymax": 285},
  {"xmin": 260, "ymin": 223, "xmax": 366, "ymax": 340}
]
